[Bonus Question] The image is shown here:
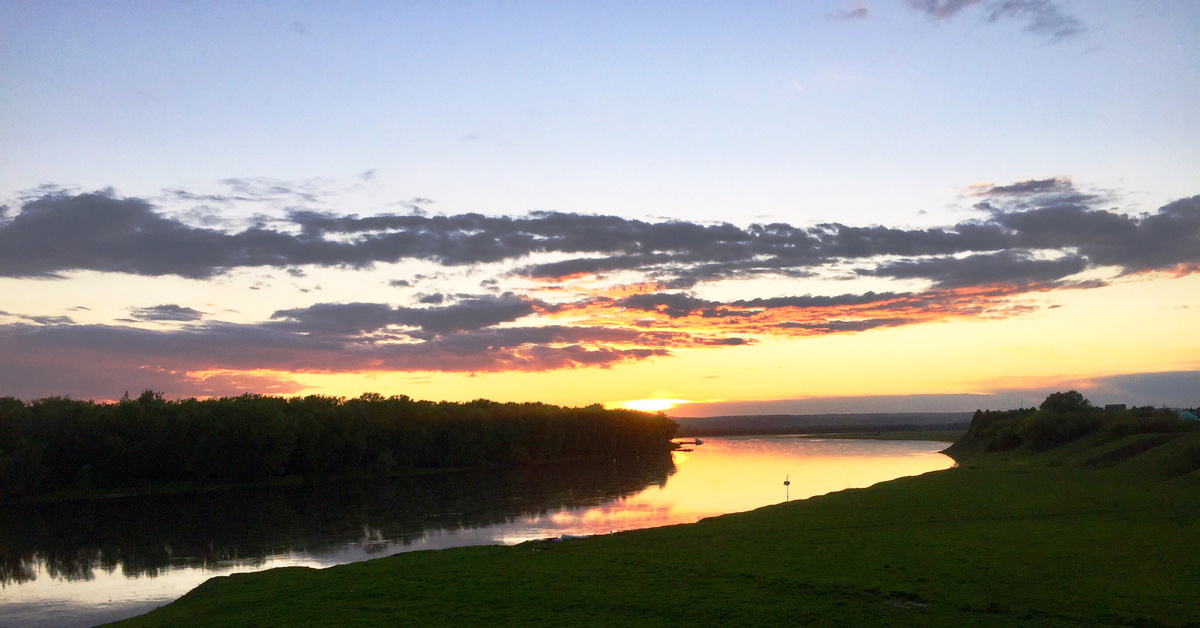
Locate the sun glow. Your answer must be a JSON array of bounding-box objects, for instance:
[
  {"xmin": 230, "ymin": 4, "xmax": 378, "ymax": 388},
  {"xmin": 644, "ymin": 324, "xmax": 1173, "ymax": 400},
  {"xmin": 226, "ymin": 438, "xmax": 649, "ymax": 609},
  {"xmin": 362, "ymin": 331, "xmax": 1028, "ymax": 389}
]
[{"xmin": 614, "ymin": 399, "xmax": 689, "ymax": 412}]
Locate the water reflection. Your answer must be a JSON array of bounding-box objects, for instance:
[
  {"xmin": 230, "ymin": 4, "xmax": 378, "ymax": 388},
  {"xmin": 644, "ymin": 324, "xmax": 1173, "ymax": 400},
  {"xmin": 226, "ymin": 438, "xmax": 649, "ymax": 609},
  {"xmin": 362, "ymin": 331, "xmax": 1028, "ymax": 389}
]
[
  {"xmin": 0, "ymin": 437, "xmax": 952, "ymax": 628},
  {"xmin": 1, "ymin": 454, "xmax": 675, "ymax": 586}
]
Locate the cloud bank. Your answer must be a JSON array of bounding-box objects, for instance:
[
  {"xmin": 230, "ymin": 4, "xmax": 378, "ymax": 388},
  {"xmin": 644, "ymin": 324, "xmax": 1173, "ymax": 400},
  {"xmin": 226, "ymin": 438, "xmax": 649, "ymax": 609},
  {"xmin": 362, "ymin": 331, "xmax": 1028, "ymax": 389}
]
[
  {"xmin": 3, "ymin": 180, "xmax": 1196, "ymax": 284},
  {"xmin": 1, "ymin": 178, "xmax": 1197, "ymax": 400}
]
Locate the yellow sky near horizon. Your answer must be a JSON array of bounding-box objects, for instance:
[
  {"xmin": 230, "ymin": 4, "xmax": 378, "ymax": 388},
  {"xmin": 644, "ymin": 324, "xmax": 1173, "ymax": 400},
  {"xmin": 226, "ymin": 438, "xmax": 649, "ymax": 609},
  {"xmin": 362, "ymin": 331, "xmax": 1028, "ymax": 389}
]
[{"xmin": 167, "ymin": 272, "xmax": 1198, "ymax": 411}]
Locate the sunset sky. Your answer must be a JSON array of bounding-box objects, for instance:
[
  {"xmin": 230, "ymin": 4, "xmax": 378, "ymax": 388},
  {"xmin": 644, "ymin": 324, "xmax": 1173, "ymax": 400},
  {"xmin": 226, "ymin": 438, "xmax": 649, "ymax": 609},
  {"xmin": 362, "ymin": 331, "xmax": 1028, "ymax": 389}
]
[{"xmin": 1, "ymin": 1, "xmax": 1197, "ymax": 414}]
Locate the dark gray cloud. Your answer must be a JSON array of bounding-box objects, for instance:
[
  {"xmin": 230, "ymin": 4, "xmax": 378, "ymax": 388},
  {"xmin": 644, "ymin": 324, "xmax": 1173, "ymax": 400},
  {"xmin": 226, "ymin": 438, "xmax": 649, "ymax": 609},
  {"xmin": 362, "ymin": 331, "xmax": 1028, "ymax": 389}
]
[
  {"xmin": 520, "ymin": 254, "xmax": 659, "ymax": 279},
  {"xmin": 973, "ymin": 177, "xmax": 1073, "ymax": 197},
  {"xmin": 969, "ymin": 177, "xmax": 1102, "ymax": 213},
  {"xmin": 129, "ymin": 304, "xmax": 205, "ymax": 322},
  {"xmin": 270, "ymin": 294, "xmax": 543, "ymax": 336},
  {"xmin": 867, "ymin": 250, "xmax": 1089, "ymax": 288},
  {"xmin": 0, "ymin": 318, "xmax": 688, "ymax": 399},
  {"xmin": 0, "ymin": 193, "xmax": 307, "ymax": 278},
  {"xmin": 4, "ymin": 185, "xmax": 1198, "ymax": 293},
  {"xmin": 616, "ymin": 293, "xmax": 725, "ymax": 319},
  {"xmin": 999, "ymin": 196, "xmax": 1200, "ymax": 273},
  {"xmin": 0, "ymin": 311, "xmax": 76, "ymax": 325}
]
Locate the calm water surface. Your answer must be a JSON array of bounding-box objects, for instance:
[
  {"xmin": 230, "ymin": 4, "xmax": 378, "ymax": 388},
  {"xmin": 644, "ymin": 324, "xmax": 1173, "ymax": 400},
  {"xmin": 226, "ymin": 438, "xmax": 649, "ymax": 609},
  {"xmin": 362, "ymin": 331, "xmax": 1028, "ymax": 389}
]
[{"xmin": 0, "ymin": 436, "xmax": 952, "ymax": 627}]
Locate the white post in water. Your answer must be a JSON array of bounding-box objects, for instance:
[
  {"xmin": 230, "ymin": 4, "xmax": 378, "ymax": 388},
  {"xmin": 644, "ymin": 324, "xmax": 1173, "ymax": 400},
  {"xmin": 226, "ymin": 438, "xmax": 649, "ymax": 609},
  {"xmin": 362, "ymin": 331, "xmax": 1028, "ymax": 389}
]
[{"xmin": 784, "ymin": 475, "xmax": 790, "ymax": 502}]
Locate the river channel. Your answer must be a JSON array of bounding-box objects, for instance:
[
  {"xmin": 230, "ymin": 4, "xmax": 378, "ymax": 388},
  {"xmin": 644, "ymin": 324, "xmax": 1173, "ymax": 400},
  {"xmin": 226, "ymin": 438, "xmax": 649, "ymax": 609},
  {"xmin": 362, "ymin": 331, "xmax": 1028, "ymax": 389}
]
[{"xmin": 0, "ymin": 436, "xmax": 954, "ymax": 627}]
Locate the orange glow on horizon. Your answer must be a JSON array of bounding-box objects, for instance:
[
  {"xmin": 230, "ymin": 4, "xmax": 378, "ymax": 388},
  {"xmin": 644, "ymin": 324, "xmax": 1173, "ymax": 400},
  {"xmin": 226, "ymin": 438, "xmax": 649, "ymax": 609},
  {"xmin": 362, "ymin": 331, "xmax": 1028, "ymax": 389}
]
[{"xmin": 612, "ymin": 399, "xmax": 689, "ymax": 412}]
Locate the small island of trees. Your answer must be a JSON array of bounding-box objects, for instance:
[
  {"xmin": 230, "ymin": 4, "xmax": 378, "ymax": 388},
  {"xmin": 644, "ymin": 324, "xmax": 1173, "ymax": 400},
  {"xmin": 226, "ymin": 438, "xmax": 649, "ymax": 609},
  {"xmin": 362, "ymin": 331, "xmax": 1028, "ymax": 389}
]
[{"xmin": 0, "ymin": 392, "xmax": 678, "ymax": 500}]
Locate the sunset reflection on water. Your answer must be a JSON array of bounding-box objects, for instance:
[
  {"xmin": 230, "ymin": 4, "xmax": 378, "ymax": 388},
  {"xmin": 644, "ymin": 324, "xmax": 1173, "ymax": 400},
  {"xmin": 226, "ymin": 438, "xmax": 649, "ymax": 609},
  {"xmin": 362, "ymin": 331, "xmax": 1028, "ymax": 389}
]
[{"xmin": 492, "ymin": 436, "xmax": 954, "ymax": 541}]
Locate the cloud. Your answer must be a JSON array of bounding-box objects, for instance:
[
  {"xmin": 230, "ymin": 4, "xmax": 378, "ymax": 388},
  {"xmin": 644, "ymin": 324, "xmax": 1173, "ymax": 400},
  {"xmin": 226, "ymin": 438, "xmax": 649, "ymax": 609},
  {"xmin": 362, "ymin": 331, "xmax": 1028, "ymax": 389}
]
[
  {"xmin": 969, "ymin": 176, "xmax": 1073, "ymax": 197},
  {"xmin": 670, "ymin": 370, "xmax": 1200, "ymax": 416},
  {"xmin": 828, "ymin": 2, "xmax": 870, "ymax": 20},
  {"xmin": 4, "ymin": 186, "xmax": 1199, "ymax": 291},
  {"xmin": 997, "ymin": 196, "xmax": 1200, "ymax": 273},
  {"xmin": 986, "ymin": 0, "xmax": 1082, "ymax": 40},
  {"xmin": 616, "ymin": 293, "xmax": 724, "ymax": 319},
  {"xmin": 128, "ymin": 304, "xmax": 205, "ymax": 322},
  {"xmin": 867, "ymin": 250, "xmax": 1089, "ymax": 288},
  {"xmin": 0, "ymin": 318, "xmax": 688, "ymax": 401},
  {"xmin": 2, "ymin": 179, "xmax": 1198, "ymax": 399},
  {"xmin": 271, "ymin": 294, "xmax": 543, "ymax": 335},
  {"xmin": 907, "ymin": 0, "xmax": 1082, "ymax": 40},
  {"xmin": 907, "ymin": 0, "xmax": 984, "ymax": 19}
]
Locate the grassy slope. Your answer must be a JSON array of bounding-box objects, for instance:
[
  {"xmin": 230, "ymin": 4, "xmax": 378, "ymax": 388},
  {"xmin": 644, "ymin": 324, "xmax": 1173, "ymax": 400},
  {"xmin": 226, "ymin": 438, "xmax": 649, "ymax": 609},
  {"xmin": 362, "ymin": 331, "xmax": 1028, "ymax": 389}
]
[{"xmin": 112, "ymin": 432, "xmax": 1200, "ymax": 628}]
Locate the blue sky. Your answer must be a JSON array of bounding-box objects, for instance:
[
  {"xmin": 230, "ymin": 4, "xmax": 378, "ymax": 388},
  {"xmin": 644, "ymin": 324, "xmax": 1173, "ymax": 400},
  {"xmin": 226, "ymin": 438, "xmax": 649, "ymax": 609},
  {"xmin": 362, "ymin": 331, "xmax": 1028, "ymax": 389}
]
[
  {"xmin": 5, "ymin": 1, "xmax": 1196, "ymax": 221},
  {"xmin": 1, "ymin": 1, "xmax": 1198, "ymax": 411}
]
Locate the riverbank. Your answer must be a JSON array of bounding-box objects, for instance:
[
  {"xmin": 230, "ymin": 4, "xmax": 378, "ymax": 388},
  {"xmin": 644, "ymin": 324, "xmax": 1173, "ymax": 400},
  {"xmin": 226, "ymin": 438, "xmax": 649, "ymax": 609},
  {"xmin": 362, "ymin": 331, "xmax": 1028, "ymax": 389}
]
[{"xmin": 110, "ymin": 427, "xmax": 1200, "ymax": 627}]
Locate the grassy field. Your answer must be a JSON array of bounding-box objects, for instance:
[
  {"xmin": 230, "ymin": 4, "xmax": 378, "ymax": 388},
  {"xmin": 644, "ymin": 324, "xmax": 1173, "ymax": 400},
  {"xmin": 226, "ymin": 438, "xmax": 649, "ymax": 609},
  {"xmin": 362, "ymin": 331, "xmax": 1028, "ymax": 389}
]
[{"xmin": 111, "ymin": 429, "xmax": 1200, "ymax": 627}]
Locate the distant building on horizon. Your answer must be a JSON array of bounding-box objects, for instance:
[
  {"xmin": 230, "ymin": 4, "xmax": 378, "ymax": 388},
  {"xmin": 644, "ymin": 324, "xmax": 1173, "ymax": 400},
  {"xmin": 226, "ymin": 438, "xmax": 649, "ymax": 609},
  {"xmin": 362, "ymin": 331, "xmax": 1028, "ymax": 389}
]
[{"xmin": 1104, "ymin": 404, "xmax": 1127, "ymax": 411}]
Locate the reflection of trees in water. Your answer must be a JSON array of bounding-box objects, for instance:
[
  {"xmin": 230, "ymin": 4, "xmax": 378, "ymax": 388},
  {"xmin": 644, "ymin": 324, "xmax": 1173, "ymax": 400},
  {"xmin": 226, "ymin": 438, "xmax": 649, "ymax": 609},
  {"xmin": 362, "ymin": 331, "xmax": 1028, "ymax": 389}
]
[{"xmin": 0, "ymin": 453, "xmax": 674, "ymax": 585}]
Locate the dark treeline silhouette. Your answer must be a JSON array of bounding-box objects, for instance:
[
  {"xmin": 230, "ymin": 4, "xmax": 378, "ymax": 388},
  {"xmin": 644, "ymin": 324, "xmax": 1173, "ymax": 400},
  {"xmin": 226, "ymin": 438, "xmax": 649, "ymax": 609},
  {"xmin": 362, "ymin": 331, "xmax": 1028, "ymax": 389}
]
[
  {"xmin": 948, "ymin": 390, "xmax": 1199, "ymax": 456},
  {"xmin": 0, "ymin": 452, "xmax": 675, "ymax": 585},
  {"xmin": 0, "ymin": 392, "xmax": 678, "ymax": 498}
]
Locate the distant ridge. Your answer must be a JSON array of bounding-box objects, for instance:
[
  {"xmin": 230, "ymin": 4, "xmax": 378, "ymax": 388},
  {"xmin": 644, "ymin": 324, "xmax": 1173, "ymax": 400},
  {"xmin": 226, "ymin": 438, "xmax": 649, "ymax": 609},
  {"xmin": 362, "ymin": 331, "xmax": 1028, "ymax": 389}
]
[{"xmin": 671, "ymin": 412, "xmax": 973, "ymax": 437}]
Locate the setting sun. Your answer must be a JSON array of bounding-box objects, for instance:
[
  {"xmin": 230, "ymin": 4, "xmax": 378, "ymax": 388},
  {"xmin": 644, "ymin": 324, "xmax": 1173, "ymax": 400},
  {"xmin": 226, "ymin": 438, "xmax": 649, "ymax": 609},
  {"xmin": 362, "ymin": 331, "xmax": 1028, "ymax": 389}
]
[{"xmin": 614, "ymin": 399, "xmax": 689, "ymax": 413}]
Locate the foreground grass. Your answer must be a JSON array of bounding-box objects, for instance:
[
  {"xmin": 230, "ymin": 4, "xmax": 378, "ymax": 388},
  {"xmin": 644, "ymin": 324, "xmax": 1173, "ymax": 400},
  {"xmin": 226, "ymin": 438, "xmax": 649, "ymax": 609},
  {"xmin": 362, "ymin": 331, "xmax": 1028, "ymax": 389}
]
[{"xmin": 112, "ymin": 432, "xmax": 1200, "ymax": 627}]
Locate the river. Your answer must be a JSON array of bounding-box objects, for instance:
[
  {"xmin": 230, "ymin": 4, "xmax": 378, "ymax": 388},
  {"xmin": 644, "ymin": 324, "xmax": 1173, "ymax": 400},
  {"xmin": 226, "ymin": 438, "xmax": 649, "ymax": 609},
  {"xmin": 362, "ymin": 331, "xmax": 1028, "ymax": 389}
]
[{"xmin": 0, "ymin": 436, "xmax": 953, "ymax": 627}]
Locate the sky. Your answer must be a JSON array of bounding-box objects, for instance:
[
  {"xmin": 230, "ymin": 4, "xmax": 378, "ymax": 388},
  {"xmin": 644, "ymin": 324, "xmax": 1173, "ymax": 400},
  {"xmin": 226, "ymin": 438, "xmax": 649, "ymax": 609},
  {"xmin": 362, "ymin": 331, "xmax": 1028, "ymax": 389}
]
[{"xmin": 1, "ymin": 1, "xmax": 1198, "ymax": 414}]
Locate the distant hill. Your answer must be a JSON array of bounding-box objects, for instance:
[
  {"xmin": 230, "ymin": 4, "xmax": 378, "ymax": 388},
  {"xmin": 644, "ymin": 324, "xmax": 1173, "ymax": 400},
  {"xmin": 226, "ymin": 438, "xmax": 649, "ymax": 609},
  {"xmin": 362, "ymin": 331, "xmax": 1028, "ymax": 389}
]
[{"xmin": 671, "ymin": 412, "xmax": 973, "ymax": 437}]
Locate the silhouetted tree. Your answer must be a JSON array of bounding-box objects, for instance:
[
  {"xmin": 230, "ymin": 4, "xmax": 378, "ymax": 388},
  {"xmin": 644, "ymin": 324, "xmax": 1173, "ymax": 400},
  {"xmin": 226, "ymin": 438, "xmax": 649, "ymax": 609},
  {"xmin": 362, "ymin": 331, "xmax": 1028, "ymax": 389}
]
[{"xmin": 1039, "ymin": 390, "xmax": 1092, "ymax": 414}]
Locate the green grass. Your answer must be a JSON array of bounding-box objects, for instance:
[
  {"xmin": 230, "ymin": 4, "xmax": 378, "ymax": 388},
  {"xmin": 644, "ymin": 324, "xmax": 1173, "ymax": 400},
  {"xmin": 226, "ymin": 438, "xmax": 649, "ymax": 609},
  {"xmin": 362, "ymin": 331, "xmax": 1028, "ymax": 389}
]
[{"xmin": 110, "ymin": 431, "xmax": 1200, "ymax": 627}]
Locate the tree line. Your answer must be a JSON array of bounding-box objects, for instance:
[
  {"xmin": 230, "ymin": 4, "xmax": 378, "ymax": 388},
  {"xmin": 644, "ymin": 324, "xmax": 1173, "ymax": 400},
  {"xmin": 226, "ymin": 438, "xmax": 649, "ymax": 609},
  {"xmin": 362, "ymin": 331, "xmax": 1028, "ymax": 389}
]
[
  {"xmin": 0, "ymin": 391, "xmax": 678, "ymax": 498},
  {"xmin": 949, "ymin": 390, "xmax": 1198, "ymax": 455}
]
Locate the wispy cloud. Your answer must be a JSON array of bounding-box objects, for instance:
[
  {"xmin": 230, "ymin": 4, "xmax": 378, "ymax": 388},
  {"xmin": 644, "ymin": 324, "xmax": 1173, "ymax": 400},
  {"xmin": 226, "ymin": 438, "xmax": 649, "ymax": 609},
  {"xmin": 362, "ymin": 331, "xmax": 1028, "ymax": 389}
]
[
  {"xmin": 828, "ymin": 2, "xmax": 871, "ymax": 20},
  {"xmin": 128, "ymin": 304, "xmax": 205, "ymax": 322},
  {"xmin": 906, "ymin": 0, "xmax": 1083, "ymax": 40},
  {"xmin": 907, "ymin": 0, "xmax": 984, "ymax": 19},
  {"xmin": 985, "ymin": 0, "xmax": 1083, "ymax": 41}
]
